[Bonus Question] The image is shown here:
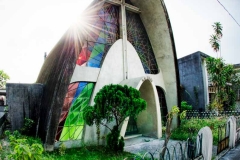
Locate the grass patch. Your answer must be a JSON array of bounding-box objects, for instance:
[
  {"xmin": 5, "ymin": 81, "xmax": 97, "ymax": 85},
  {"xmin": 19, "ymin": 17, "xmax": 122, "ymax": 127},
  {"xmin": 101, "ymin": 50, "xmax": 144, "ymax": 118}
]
[
  {"xmin": 0, "ymin": 130, "xmax": 133, "ymax": 160},
  {"xmin": 171, "ymin": 117, "xmax": 227, "ymax": 145},
  {"xmin": 44, "ymin": 146, "xmax": 133, "ymax": 160}
]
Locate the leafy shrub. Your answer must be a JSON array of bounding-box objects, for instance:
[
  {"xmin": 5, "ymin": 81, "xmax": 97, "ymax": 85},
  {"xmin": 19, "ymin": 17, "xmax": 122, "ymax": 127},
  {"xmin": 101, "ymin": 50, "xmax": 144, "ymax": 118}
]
[
  {"xmin": 59, "ymin": 143, "xmax": 66, "ymax": 156},
  {"xmin": 13, "ymin": 130, "xmax": 21, "ymax": 138},
  {"xmin": 4, "ymin": 106, "xmax": 8, "ymax": 112},
  {"xmin": 181, "ymin": 101, "xmax": 193, "ymax": 110},
  {"xmin": 43, "ymin": 146, "xmax": 133, "ymax": 160},
  {"xmin": 83, "ymin": 84, "xmax": 146, "ymax": 152},
  {"xmin": 171, "ymin": 117, "xmax": 226, "ymax": 145},
  {"xmin": 4, "ymin": 130, "xmax": 11, "ymax": 137},
  {"xmin": 3, "ymin": 130, "xmax": 44, "ymax": 160},
  {"xmin": 20, "ymin": 118, "xmax": 35, "ymax": 135},
  {"xmin": 9, "ymin": 142, "xmax": 43, "ymax": 160}
]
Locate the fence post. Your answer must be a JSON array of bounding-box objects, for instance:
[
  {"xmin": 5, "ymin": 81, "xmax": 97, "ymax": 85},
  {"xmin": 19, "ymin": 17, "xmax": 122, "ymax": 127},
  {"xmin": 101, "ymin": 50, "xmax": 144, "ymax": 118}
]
[
  {"xmin": 197, "ymin": 126, "xmax": 212, "ymax": 160},
  {"xmin": 227, "ymin": 116, "xmax": 236, "ymax": 148}
]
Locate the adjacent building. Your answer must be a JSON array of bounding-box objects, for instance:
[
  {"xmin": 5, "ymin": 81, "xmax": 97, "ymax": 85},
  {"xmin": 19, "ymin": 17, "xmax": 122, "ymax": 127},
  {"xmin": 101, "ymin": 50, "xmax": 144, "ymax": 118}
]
[
  {"xmin": 178, "ymin": 51, "xmax": 209, "ymax": 110},
  {"xmin": 178, "ymin": 51, "xmax": 240, "ymax": 111}
]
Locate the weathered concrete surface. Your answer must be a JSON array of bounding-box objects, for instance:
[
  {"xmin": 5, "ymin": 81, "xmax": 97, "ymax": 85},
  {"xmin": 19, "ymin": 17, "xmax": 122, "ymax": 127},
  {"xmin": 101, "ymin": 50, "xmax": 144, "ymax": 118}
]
[
  {"xmin": 84, "ymin": 40, "xmax": 163, "ymax": 144},
  {"xmin": 124, "ymin": 136, "xmax": 217, "ymax": 159},
  {"xmin": 219, "ymin": 143, "xmax": 240, "ymax": 160},
  {"xmin": 131, "ymin": 0, "xmax": 180, "ymax": 127},
  {"xmin": 0, "ymin": 112, "xmax": 6, "ymax": 135},
  {"xmin": 6, "ymin": 83, "xmax": 43, "ymax": 134},
  {"xmin": 0, "ymin": 106, "xmax": 5, "ymax": 112},
  {"xmin": 227, "ymin": 116, "xmax": 236, "ymax": 149},
  {"xmin": 124, "ymin": 137, "xmax": 183, "ymax": 159},
  {"xmin": 178, "ymin": 51, "xmax": 209, "ymax": 110}
]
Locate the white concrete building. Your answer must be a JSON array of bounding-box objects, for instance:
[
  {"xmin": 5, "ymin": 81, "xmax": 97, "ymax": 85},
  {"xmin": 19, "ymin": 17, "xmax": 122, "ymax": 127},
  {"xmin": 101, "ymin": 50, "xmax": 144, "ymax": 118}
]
[{"xmin": 37, "ymin": 0, "xmax": 180, "ymax": 150}]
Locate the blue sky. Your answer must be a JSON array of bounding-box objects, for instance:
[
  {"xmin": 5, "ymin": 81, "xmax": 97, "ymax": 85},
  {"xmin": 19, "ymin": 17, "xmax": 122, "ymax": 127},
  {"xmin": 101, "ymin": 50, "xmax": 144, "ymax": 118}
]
[{"xmin": 0, "ymin": 0, "xmax": 239, "ymax": 83}]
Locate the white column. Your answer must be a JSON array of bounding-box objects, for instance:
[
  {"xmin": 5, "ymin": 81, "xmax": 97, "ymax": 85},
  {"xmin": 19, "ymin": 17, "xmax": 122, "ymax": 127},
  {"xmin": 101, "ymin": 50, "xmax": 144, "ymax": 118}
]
[{"xmin": 121, "ymin": 0, "xmax": 128, "ymax": 79}]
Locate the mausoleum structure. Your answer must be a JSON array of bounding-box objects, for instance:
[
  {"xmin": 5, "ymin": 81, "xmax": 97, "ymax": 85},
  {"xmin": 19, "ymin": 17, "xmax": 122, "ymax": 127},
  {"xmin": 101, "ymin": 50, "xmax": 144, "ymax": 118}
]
[{"xmin": 36, "ymin": 0, "xmax": 180, "ymax": 150}]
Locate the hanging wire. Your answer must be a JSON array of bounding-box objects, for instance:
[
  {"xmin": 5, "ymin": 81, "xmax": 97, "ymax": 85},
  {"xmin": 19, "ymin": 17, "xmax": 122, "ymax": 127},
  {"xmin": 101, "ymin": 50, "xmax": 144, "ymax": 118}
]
[{"xmin": 217, "ymin": 0, "xmax": 240, "ymax": 28}]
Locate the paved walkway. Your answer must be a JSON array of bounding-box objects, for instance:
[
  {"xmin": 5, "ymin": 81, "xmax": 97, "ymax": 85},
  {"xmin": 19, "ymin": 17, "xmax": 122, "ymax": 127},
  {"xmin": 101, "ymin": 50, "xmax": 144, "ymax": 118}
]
[
  {"xmin": 219, "ymin": 143, "xmax": 240, "ymax": 160},
  {"xmin": 124, "ymin": 136, "xmax": 217, "ymax": 159}
]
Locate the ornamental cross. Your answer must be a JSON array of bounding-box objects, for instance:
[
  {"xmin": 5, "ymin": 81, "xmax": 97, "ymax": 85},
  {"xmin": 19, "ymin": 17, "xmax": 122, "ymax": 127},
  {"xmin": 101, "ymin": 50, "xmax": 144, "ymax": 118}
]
[{"xmin": 105, "ymin": 0, "xmax": 140, "ymax": 79}]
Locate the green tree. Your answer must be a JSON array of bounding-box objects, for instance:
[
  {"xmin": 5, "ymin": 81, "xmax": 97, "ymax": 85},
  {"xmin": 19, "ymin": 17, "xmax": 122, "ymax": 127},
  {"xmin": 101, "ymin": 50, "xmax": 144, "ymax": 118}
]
[
  {"xmin": 206, "ymin": 57, "xmax": 240, "ymax": 110},
  {"xmin": 83, "ymin": 84, "xmax": 146, "ymax": 152},
  {"xmin": 0, "ymin": 70, "xmax": 10, "ymax": 89},
  {"xmin": 207, "ymin": 22, "xmax": 240, "ymax": 110}
]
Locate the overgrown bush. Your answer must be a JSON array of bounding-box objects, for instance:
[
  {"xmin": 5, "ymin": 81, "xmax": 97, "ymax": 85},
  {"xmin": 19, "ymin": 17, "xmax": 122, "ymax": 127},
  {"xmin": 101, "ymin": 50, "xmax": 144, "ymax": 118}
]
[
  {"xmin": 181, "ymin": 101, "xmax": 192, "ymax": 111},
  {"xmin": 83, "ymin": 84, "xmax": 146, "ymax": 152},
  {"xmin": 43, "ymin": 146, "xmax": 133, "ymax": 160},
  {"xmin": 2, "ymin": 130, "xmax": 44, "ymax": 160},
  {"xmin": 20, "ymin": 118, "xmax": 35, "ymax": 135},
  {"xmin": 171, "ymin": 117, "xmax": 226, "ymax": 145}
]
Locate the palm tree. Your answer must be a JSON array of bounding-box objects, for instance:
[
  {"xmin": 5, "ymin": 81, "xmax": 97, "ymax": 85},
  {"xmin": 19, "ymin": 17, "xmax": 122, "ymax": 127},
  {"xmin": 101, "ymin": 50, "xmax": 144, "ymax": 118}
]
[
  {"xmin": 209, "ymin": 22, "xmax": 223, "ymax": 57},
  {"xmin": 213, "ymin": 22, "xmax": 223, "ymax": 38},
  {"xmin": 210, "ymin": 35, "xmax": 220, "ymax": 52}
]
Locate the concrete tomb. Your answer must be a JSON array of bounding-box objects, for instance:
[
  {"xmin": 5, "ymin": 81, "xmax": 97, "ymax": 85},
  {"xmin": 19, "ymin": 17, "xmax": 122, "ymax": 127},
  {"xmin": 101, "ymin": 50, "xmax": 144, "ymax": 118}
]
[
  {"xmin": 197, "ymin": 126, "xmax": 213, "ymax": 160},
  {"xmin": 227, "ymin": 116, "xmax": 236, "ymax": 148}
]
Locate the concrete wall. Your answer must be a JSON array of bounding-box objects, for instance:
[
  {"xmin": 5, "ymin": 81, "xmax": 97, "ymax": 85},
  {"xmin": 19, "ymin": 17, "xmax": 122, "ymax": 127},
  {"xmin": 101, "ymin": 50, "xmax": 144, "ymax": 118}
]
[
  {"xmin": 178, "ymin": 52, "xmax": 207, "ymax": 110},
  {"xmin": 131, "ymin": 0, "xmax": 180, "ymax": 126},
  {"xmin": 0, "ymin": 106, "xmax": 6, "ymax": 112},
  {"xmin": 6, "ymin": 83, "xmax": 43, "ymax": 135},
  {"xmin": 137, "ymin": 80, "xmax": 158, "ymax": 138},
  {"xmin": 0, "ymin": 112, "xmax": 6, "ymax": 136}
]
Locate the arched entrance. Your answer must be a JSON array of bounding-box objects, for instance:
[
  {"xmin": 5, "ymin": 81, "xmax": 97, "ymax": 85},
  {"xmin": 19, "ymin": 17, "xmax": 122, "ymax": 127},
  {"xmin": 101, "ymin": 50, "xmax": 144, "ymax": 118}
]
[
  {"xmin": 156, "ymin": 86, "xmax": 168, "ymax": 125},
  {"xmin": 120, "ymin": 76, "xmax": 162, "ymax": 138}
]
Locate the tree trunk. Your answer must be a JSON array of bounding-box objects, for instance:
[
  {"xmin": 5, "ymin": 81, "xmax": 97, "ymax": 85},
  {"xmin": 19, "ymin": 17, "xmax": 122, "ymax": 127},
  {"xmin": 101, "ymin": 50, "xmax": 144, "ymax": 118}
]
[{"xmin": 160, "ymin": 117, "xmax": 172, "ymax": 159}]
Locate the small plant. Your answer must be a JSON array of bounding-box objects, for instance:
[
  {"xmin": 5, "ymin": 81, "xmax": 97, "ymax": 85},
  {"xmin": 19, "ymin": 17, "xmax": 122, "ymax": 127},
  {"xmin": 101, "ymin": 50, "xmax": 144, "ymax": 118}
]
[
  {"xmin": 21, "ymin": 118, "xmax": 34, "ymax": 135},
  {"xmin": 162, "ymin": 126, "xmax": 166, "ymax": 136},
  {"xmin": 4, "ymin": 130, "xmax": 11, "ymax": 137},
  {"xmin": 4, "ymin": 105, "xmax": 8, "ymax": 112},
  {"xmin": 2, "ymin": 130, "xmax": 44, "ymax": 160},
  {"xmin": 13, "ymin": 130, "xmax": 21, "ymax": 138},
  {"xmin": 181, "ymin": 101, "xmax": 192, "ymax": 111},
  {"xmin": 160, "ymin": 106, "xmax": 186, "ymax": 158},
  {"xmin": 59, "ymin": 143, "xmax": 67, "ymax": 156},
  {"xmin": 9, "ymin": 141, "xmax": 43, "ymax": 160},
  {"xmin": 0, "ymin": 143, "xmax": 2, "ymax": 151}
]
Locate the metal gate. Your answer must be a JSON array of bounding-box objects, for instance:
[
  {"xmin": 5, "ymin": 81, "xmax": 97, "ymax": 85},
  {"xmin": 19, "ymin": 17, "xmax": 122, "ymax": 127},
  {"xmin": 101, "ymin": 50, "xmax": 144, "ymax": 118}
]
[{"xmin": 217, "ymin": 122, "xmax": 230, "ymax": 154}]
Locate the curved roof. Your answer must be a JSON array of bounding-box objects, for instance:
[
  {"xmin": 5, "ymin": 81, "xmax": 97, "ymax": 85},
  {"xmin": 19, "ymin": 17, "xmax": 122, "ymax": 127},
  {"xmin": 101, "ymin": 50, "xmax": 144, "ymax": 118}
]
[{"xmin": 36, "ymin": 0, "xmax": 180, "ymax": 148}]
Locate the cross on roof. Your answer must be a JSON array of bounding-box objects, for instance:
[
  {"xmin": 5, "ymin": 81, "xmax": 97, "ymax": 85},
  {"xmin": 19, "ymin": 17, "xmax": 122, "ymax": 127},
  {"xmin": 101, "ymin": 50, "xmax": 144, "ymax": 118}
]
[
  {"xmin": 105, "ymin": 0, "xmax": 141, "ymax": 79},
  {"xmin": 105, "ymin": 0, "xmax": 141, "ymax": 13}
]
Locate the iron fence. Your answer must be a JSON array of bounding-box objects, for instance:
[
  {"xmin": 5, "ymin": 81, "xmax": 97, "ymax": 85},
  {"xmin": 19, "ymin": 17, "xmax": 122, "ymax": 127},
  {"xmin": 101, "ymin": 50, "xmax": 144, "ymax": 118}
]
[
  {"xmin": 186, "ymin": 110, "xmax": 240, "ymax": 119},
  {"xmin": 126, "ymin": 141, "xmax": 188, "ymax": 160},
  {"xmin": 125, "ymin": 133, "xmax": 203, "ymax": 160}
]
